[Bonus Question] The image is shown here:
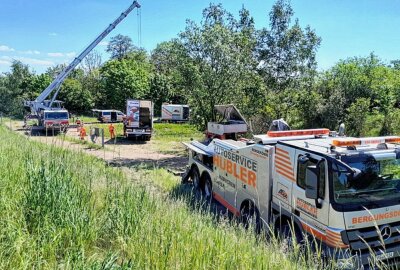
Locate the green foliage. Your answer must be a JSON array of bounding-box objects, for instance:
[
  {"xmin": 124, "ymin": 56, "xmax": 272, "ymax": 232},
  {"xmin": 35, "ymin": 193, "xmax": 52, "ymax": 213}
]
[
  {"xmin": 0, "ymin": 124, "xmax": 318, "ymax": 269},
  {"xmin": 175, "ymin": 4, "xmax": 265, "ymax": 128},
  {"xmin": 0, "ymin": 61, "xmax": 33, "ymax": 117},
  {"xmin": 99, "ymin": 52, "xmax": 151, "ymax": 110},
  {"xmin": 345, "ymin": 98, "xmax": 370, "ymax": 136},
  {"xmin": 106, "ymin": 34, "xmax": 136, "ymax": 60},
  {"xmin": 257, "ymin": 0, "xmax": 321, "ymax": 92},
  {"xmin": 58, "ymin": 79, "xmax": 94, "ymax": 114}
]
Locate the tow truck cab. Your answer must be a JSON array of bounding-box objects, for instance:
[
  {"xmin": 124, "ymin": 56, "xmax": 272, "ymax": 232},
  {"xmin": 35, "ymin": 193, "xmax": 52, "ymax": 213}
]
[{"xmin": 185, "ymin": 130, "xmax": 400, "ymax": 268}]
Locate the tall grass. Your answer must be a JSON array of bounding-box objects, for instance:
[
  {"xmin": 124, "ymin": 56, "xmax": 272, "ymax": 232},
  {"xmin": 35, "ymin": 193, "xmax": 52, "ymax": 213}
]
[
  {"xmin": 1, "ymin": 124, "xmax": 392, "ymax": 269},
  {"xmin": 0, "ymin": 124, "xmax": 305, "ymax": 269}
]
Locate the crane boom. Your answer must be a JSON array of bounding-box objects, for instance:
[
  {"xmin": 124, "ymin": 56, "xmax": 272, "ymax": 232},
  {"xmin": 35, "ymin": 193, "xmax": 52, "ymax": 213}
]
[{"xmin": 27, "ymin": 1, "xmax": 141, "ymax": 113}]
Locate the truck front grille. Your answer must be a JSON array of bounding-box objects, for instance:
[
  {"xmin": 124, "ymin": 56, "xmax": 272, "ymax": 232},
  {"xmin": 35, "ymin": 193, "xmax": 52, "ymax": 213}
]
[{"xmin": 347, "ymin": 220, "xmax": 400, "ymax": 252}]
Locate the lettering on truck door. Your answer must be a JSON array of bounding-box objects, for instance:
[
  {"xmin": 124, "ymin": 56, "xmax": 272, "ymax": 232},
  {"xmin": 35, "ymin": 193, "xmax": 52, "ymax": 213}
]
[{"xmin": 293, "ymin": 150, "xmax": 330, "ymax": 244}]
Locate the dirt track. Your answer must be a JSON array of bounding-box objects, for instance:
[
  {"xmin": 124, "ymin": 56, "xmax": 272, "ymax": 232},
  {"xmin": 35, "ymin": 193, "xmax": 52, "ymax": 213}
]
[{"xmin": 13, "ymin": 122, "xmax": 187, "ymax": 172}]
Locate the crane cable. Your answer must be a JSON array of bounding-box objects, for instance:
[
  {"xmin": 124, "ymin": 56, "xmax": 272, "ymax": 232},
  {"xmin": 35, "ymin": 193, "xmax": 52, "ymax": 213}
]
[{"xmin": 137, "ymin": 7, "xmax": 142, "ymax": 48}]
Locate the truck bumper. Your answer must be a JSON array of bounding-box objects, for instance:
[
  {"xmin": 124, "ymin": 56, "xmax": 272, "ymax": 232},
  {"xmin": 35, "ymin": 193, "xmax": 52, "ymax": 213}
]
[{"xmin": 125, "ymin": 130, "xmax": 152, "ymax": 140}]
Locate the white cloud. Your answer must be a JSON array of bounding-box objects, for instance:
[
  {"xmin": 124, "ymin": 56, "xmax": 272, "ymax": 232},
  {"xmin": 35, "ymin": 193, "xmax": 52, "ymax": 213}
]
[
  {"xmin": 16, "ymin": 57, "xmax": 54, "ymax": 66},
  {"xmin": 0, "ymin": 45, "xmax": 15, "ymax": 52},
  {"xmin": 48, "ymin": 52, "xmax": 64, "ymax": 57},
  {"xmin": 48, "ymin": 32, "xmax": 58, "ymax": 36},
  {"xmin": 20, "ymin": 50, "xmax": 41, "ymax": 55},
  {"xmin": 0, "ymin": 60, "xmax": 11, "ymax": 65},
  {"xmin": 66, "ymin": 52, "xmax": 76, "ymax": 58},
  {"xmin": 99, "ymin": 41, "xmax": 109, "ymax": 46}
]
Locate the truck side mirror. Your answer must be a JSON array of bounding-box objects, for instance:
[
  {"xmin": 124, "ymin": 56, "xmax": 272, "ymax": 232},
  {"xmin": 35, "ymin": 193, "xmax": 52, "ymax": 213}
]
[{"xmin": 305, "ymin": 165, "xmax": 322, "ymax": 208}]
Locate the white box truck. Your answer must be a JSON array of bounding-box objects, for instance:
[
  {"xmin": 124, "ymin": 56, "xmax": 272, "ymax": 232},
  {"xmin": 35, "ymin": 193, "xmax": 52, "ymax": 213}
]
[
  {"xmin": 161, "ymin": 104, "xmax": 190, "ymax": 122},
  {"xmin": 184, "ymin": 129, "xmax": 400, "ymax": 268},
  {"xmin": 124, "ymin": 99, "xmax": 153, "ymax": 141}
]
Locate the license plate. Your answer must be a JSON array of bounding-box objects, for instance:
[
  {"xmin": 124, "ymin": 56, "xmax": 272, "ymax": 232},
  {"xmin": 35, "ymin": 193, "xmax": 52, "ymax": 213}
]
[{"xmin": 376, "ymin": 251, "xmax": 394, "ymax": 260}]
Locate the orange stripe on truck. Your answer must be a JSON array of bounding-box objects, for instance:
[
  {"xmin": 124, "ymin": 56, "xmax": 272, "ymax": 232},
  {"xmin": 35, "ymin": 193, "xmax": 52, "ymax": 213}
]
[
  {"xmin": 275, "ymin": 164, "xmax": 294, "ymax": 177},
  {"xmin": 301, "ymin": 221, "xmax": 349, "ymax": 249},
  {"xmin": 276, "ymin": 147, "xmax": 289, "ymax": 155},
  {"xmin": 276, "ymin": 168, "xmax": 296, "ymax": 182},
  {"xmin": 275, "ymin": 155, "xmax": 292, "ymax": 166},
  {"xmin": 275, "ymin": 159, "xmax": 294, "ymax": 172},
  {"xmin": 213, "ymin": 192, "xmax": 240, "ymax": 216}
]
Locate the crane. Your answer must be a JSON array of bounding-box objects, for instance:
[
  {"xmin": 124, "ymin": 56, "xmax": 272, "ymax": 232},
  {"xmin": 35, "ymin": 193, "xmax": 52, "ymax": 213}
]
[{"xmin": 25, "ymin": 1, "xmax": 141, "ymax": 131}]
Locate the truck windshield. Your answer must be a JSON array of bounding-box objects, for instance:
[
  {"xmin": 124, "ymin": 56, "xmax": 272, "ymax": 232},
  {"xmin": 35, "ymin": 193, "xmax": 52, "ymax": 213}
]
[
  {"xmin": 333, "ymin": 154, "xmax": 400, "ymax": 204},
  {"xmin": 45, "ymin": 112, "xmax": 69, "ymax": 120}
]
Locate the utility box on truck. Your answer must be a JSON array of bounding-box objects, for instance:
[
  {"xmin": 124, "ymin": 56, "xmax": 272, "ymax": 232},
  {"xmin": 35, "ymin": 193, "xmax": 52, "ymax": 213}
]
[
  {"xmin": 161, "ymin": 104, "xmax": 190, "ymax": 122},
  {"xmin": 124, "ymin": 99, "xmax": 153, "ymax": 141},
  {"xmin": 207, "ymin": 104, "xmax": 248, "ymax": 140}
]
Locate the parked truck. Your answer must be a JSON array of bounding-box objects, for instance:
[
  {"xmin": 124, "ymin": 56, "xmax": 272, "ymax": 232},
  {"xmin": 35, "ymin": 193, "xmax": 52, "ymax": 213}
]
[
  {"xmin": 184, "ymin": 128, "xmax": 400, "ymax": 268},
  {"xmin": 161, "ymin": 104, "xmax": 190, "ymax": 122},
  {"xmin": 124, "ymin": 99, "xmax": 153, "ymax": 141}
]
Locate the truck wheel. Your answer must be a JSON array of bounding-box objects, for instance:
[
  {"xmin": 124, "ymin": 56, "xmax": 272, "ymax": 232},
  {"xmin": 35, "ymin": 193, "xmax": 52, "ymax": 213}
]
[
  {"xmin": 201, "ymin": 174, "xmax": 213, "ymax": 201},
  {"xmin": 191, "ymin": 169, "xmax": 201, "ymax": 192},
  {"xmin": 241, "ymin": 203, "xmax": 261, "ymax": 234},
  {"xmin": 278, "ymin": 220, "xmax": 304, "ymax": 251}
]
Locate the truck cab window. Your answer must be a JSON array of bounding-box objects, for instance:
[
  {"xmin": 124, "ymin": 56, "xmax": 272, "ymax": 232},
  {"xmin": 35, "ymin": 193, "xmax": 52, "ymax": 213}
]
[
  {"xmin": 297, "ymin": 155, "xmax": 325, "ymax": 198},
  {"xmin": 297, "ymin": 156, "xmax": 316, "ymax": 189}
]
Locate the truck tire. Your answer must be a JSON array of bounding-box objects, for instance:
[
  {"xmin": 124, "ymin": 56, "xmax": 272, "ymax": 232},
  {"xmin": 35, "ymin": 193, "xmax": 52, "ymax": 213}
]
[
  {"xmin": 201, "ymin": 174, "xmax": 213, "ymax": 202},
  {"xmin": 241, "ymin": 202, "xmax": 262, "ymax": 234},
  {"xmin": 278, "ymin": 220, "xmax": 304, "ymax": 251},
  {"xmin": 191, "ymin": 168, "xmax": 201, "ymax": 192}
]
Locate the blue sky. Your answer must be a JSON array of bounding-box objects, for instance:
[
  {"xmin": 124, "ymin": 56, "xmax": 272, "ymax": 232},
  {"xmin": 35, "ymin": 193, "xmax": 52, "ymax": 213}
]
[{"xmin": 0, "ymin": 0, "xmax": 399, "ymax": 74}]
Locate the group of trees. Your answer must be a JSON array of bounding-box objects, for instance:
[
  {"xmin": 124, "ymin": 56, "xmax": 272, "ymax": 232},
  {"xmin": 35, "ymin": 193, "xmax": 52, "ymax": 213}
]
[{"xmin": 1, "ymin": 0, "xmax": 400, "ymax": 136}]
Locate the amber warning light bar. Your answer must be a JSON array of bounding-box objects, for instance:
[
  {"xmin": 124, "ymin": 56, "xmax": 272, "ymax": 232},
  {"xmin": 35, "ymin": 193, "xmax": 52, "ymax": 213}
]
[
  {"xmin": 267, "ymin": 128, "xmax": 330, "ymax": 138},
  {"xmin": 332, "ymin": 136, "xmax": 400, "ymax": 147}
]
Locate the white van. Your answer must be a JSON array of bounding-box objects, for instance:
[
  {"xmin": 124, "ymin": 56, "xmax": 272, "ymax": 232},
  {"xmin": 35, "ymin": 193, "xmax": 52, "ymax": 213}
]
[{"xmin": 92, "ymin": 109, "xmax": 125, "ymax": 123}]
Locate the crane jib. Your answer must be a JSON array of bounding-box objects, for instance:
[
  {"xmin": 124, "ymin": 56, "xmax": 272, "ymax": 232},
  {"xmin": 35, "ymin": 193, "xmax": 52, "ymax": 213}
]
[{"xmin": 33, "ymin": 1, "xmax": 141, "ymax": 109}]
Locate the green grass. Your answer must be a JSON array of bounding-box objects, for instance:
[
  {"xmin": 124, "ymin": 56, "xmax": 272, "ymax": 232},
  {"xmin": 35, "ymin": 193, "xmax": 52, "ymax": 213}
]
[
  {"xmin": 58, "ymin": 133, "xmax": 106, "ymax": 150},
  {"xmin": 0, "ymin": 123, "xmax": 316, "ymax": 270},
  {"xmin": 152, "ymin": 123, "xmax": 204, "ymax": 155},
  {"xmin": 0, "ymin": 122, "xmax": 393, "ymax": 269},
  {"xmin": 74, "ymin": 121, "xmax": 204, "ymax": 156}
]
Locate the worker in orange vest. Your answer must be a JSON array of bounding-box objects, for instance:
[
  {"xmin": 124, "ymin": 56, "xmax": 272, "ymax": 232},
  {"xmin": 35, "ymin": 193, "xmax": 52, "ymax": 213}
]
[
  {"xmin": 80, "ymin": 124, "xmax": 87, "ymax": 140},
  {"xmin": 109, "ymin": 123, "xmax": 116, "ymax": 139},
  {"xmin": 76, "ymin": 118, "xmax": 81, "ymax": 132}
]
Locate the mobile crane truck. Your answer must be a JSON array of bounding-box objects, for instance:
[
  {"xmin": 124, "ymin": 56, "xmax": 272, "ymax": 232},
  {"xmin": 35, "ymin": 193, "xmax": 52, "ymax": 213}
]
[
  {"xmin": 184, "ymin": 128, "xmax": 400, "ymax": 269},
  {"xmin": 24, "ymin": 1, "xmax": 141, "ymax": 132}
]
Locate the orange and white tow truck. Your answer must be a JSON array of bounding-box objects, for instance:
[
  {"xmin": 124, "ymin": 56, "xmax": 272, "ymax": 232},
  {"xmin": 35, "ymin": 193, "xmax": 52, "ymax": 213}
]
[{"xmin": 183, "ymin": 128, "xmax": 400, "ymax": 268}]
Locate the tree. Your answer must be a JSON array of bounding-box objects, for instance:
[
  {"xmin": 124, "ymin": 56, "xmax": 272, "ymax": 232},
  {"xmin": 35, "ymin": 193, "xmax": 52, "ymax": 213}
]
[
  {"xmin": 99, "ymin": 51, "xmax": 151, "ymax": 110},
  {"xmin": 176, "ymin": 4, "xmax": 264, "ymax": 128},
  {"xmin": 149, "ymin": 40, "xmax": 189, "ymax": 115},
  {"xmin": 257, "ymin": 0, "xmax": 321, "ymax": 92},
  {"xmin": 57, "ymin": 79, "xmax": 94, "ymax": 114},
  {"xmin": 82, "ymin": 50, "xmax": 102, "ymax": 75},
  {"xmin": 22, "ymin": 73, "xmax": 52, "ymax": 101},
  {"xmin": 0, "ymin": 61, "xmax": 34, "ymax": 116},
  {"xmin": 106, "ymin": 34, "xmax": 135, "ymax": 60},
  {"xmin": 345, "ymin": 98, "xmax": 370, "ymax": 136}
]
